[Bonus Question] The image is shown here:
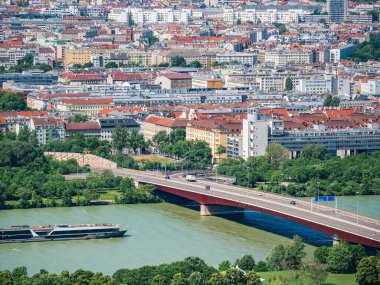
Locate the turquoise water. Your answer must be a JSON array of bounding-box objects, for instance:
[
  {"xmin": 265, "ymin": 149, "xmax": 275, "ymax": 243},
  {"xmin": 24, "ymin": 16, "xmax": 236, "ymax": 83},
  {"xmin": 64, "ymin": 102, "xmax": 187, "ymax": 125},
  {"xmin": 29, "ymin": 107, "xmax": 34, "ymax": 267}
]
[{"xmin": 0, "ymin": 195, "xmax": 378, "ymax": 274}]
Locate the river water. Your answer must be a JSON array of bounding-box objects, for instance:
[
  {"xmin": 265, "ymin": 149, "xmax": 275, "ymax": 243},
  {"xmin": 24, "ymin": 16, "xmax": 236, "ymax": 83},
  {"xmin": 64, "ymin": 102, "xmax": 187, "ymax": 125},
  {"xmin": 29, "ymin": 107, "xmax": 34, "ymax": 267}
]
[{"xmin": 0, "ymin": 195, "xmax": 378, "ymax": 274}]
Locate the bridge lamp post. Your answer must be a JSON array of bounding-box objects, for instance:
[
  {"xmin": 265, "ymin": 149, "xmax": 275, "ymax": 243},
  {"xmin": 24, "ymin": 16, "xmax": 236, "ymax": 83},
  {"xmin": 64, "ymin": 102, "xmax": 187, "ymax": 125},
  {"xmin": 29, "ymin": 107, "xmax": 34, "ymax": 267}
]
[
  {"xmin": 356, "ymin": 191, "xmax": 359, "ymax": 224},
  {"xmin": 317, "ymin": 182, "xmax": 320, "ymax": 212},
  {"xmin": 280, "ymin": 173, "xmax": 284, "ymax": 202}
]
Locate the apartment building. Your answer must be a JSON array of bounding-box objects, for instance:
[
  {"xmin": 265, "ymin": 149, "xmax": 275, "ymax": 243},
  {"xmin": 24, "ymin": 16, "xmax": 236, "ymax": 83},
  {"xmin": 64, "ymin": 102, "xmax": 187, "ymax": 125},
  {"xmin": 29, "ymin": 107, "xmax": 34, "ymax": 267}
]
[
  {"xmin": 186, "ymin": 120, "xmax": 242, "ymax": 163},
  {"xmin": 140, "ymin": 115, "xmax": 188, "ymax": 141},
  {"xmin": 155, "ymin": 73, "xmax": 192, "ymax": 89},
  {"xmin": 29, "ymin": 117, "xmax": 65, "ymax": 145},
  {"xmin": 296, "ymin": 78, "xmax": 333, "ymax": 94},
  {"xmin": 216, "ymin": 53, "xmax": 257, "ymax": 66},
  {"xmin": 265, "ymin": 50, "xmax": 313, "ymax": 66},
  {"xmin": 56, "ymin": 98, "xmax": 115, "ymax": 115},
  {"xmin": 330, "ymin": 45, "xmax": 355, "ymax": 63},
  {"xmin": 242, "ymin": 108, "xmax": 380, "ymax": 159}
]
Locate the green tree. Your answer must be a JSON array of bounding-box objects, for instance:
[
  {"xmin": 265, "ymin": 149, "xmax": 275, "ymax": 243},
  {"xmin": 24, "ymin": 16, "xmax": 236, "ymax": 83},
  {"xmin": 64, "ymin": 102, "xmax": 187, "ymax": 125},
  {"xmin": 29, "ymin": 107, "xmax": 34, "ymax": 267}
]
[
  {"xmin": 152, "ymin": 274, "xmax": 168, "ymax": 285},
  {"xmin": 236, "ymin": 19, "xmax": 242, "ymax": 25},
  {"xmin": 234, "ymin": 255, "xmax": 255, "ymax": 271},
  {"xmin": 127, "ymin": 129, "xmax": 146, "ymax": 154},
  {"xmin": 283, "ymin": 235, "xmax": 306, "ymax": 269},
  {"xmin": 158, "ymin": 62, "xmax": 170, "ymax": 67},
  {"xmin": 207, "ymin": 272, "xmax": 226, "ymax": 285},
  {"xmin": 266, "ymin": 244, "xmax": 286, "ymax": 271},
  {"xmin": 245, "ymin": 271, "xmax": 261, "ymax": 285},
  {"xmin": 285, "ymin": 77, "xmax": 293, "ymax": 91},
  {"xmin": 105, "ymin": 62, "xmax": 118, "ymax": 68},
  {"xmin": 301, "ymin": 145, "xmax": 328, "ymax": 160},
  {"xmin": 314, "ymin": 246, "xmax": 330, "ymax": 264},
  {"xmin": 187, "ymin": 272, "xmax": 205, "ymax": 285},
  {"xmin": 72, "ymin": 63, "xmax": 83, "ymax": 69},
  {"xmin": 324, "ymin": 94, "xmax": 340, "ymax": 107},
  {"xmin": 82, "ymin": 62, "xmax": 94, "ymax": 68},
  {"xmin": 188, "ymin": 61, "xmax": 203, "ymax": 68},
  {"xmin": 0, "ymin": 91, "xmax": 27, "ymax": 111},
  {"xmin": 225, "ymin": 268, "xmax": 245, "ymax": 285},
  {"xmin": 68, "ymin": 114, "xmax": 88, "ymax": 123},
  {"xmin": 218, "ymin": 260, "xmax": 231, "ymax": 271},
  {"xmin": 273, "ymin": 23, "xmax": 287, "ymax": 34},
  {"xmin": 367, "ymin": 10, "xmax": 379, "ymax": 22},
  {"xmin": 356, "ymin": 256, "xmax": 380, "ymax": 285},
  {"xmin": 112, "ymin": 125, "xmax": 130, "ymax": 154},
  {"xmin": 305, "ymin": 259, "xmax": 328, "ymax": 285},
  {"xmin": 265, "ymin": 143, "xmax": 289, "ymax": 170},
  {"xmin": 171, "ymin": 273, "xmax": 188, "ymax": 285},
  {"xmin": 171, "ymin": 56, "xmax": 187, "ymax": 67},
  {"xmin": 34, "ymin": 63, "xmax": 53, "ymax": 72},
  {"xmin": 327, "ymin": 242, "xmax": 353, "ymax": 273}
]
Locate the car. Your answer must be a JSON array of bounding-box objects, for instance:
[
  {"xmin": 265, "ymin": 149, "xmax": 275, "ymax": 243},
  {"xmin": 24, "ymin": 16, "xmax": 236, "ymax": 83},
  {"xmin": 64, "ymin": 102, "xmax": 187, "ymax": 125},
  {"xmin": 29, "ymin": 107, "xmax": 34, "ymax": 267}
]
[
  {"xmin": 185, "ymin": 175, "xmax": 197, "ymax": 182},
  {"xmin": 289, "ymin": 200, "xmax": 296, "ymax": 205},
  {"xmin": 165, "ymin": 175, "xmax": 170, "ymax": 180},
  {"xmin": 256, "ymin": 193, "xmax": 263, "ymax": 196}
]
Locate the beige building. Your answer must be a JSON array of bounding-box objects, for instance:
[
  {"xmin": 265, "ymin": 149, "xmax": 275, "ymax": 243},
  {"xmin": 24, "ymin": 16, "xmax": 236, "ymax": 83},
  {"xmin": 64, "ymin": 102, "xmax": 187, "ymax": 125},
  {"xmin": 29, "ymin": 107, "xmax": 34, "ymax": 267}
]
[
  {"xmin": 56, "ymin": 98, "xmax": 114, "ymax": 115},
  {"xmin": 186, "ymin": 120, "xmax": 242, "ymax": 163},
  {"xmin": 265, "ymin": 50, "xmax": 313, "ymax": 66},
  {"xmin": 151, "ymin": 49, "xmax": 216, "ymax": 67},
  {"xmin": 140, "ymin": 115, "xmax": 188, "ymax": 141}
]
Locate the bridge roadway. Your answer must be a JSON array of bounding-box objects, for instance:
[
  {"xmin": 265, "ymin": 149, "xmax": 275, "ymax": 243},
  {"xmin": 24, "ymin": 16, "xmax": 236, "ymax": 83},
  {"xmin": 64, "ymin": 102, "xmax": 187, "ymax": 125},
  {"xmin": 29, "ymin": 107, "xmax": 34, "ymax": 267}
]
[{"xmin": 85, "ymin": 168, "xmax": 380, "ymax": 248}]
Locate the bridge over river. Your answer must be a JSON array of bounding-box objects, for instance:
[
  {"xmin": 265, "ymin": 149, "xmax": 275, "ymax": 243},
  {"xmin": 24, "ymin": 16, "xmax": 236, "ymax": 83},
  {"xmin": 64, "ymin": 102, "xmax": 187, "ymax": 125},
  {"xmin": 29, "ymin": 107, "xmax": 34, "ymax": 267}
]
[{"xmin": 48, "ymin": 152, "xmax": 380, "ymax": 249}]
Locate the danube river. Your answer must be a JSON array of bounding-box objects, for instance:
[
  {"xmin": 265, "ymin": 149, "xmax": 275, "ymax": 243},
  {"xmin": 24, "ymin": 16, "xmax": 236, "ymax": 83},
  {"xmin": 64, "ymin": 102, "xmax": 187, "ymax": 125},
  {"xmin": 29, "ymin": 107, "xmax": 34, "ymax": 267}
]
[{"xmin": 0, "ymin": 195, "xmax": 379, "ymax": 274}]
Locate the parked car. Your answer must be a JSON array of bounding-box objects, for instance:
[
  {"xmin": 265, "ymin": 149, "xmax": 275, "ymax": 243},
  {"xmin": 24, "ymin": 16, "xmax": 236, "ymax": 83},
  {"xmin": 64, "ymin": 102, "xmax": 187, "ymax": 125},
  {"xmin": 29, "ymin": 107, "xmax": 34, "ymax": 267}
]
[{"xmin": 289, "ymin": 200, "xmax": 296, "ymax": 205}]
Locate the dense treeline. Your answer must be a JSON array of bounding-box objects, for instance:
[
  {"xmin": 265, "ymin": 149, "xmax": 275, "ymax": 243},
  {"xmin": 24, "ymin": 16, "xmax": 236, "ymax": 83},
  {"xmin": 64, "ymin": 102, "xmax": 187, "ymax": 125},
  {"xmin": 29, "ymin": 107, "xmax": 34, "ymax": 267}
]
[
  {"xmin": 2, "ymin": 236, "xmax": 378, "ymax": 285},
  {"xmin": 0, "ymin": 132, "xmax": 161, "ymax": 209},
  {"xmin": 43, "ymin": 128, "xmax": 213, "ymax": 171},
  {"xmin": 217, "ymin": 144, "xmax": 380, "ymax": 196},
  {"xmin": 351, "ymin": 33, "xmax": 380, "ymax": 62},
  {"xmin": 0, "ymin": 90, "xmax": 28, "ymax": 111}
]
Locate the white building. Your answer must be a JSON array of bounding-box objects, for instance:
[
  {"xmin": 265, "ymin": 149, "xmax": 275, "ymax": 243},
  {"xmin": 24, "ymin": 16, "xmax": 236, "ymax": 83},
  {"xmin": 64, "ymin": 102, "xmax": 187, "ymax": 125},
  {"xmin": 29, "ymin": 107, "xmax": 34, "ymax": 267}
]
[
  {"xmin": 330, "ymin": 45, "xmax": 355, "ymax": 63},
  {"xmin": 109, "ymin": 8, "xmax": 191, "ymax": 24},
  {"xmin": 361, "ymin": 79, "xmax": 380, "ymax": 95},
  {"xmin": 265, "ymin": 50, "xmax": 313, "ymax": 66},
  {"xmin": 216, "ymin": 53, "xmax": 257, "ymax": 66},
  {"xmin": 223, "ymin": 8, "xmax": 307, "ymax": 24},
  {"xmin": 297, "ymin": 78, "xmax": 332, "ymax": 94},
  {"xmin": 242, "ymin": 108, "xmax": 269, "ymax": 159}
]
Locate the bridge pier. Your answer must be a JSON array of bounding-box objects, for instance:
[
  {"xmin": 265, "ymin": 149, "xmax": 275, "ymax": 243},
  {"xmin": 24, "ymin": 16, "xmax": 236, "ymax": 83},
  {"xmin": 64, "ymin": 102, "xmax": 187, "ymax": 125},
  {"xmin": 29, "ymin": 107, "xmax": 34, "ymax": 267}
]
[{"xmin": 200, "ymin": 204, "xmax": 244, "ymax": 216}]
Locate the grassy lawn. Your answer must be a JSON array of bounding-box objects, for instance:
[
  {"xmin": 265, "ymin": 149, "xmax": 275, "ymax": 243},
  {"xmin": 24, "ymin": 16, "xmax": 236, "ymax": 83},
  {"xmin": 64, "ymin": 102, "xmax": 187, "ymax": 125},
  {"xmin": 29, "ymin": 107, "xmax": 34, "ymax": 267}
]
[
  {"xmin": 99, "ymin": 190, "xmax": 120, "ymax": 201},
  {"xmin": 132, "ymin": 155, "xmax": 174, "ymax": 164},
  {"xmin": 258, "ymin": 271, "xmax": 357, "ymax": 285}
]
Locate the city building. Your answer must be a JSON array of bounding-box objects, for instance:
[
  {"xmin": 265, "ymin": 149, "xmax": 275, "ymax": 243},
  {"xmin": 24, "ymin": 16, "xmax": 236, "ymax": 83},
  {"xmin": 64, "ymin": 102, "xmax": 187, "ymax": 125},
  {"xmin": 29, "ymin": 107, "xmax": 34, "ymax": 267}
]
[
  {"xmin": 29, "ymin": 117, "xmax": 65, "ymax": 145},
  {"xmin": 186, "ymin": 120, "xmax": 242, "ymax": 163},
  {"xmin": 56, "ymin": 98, "xmax": 115, "ymax": 115},
  {"xmin": 155, "ymin": 73, "xmax": 192, "ymax": 89},
  {"xmin": 140, "ymin": 115, "xmax": 188, "ymax": 141},
  {"xmin": 327, "ymin": 0, "xmax": 347, "ymax": 23}
]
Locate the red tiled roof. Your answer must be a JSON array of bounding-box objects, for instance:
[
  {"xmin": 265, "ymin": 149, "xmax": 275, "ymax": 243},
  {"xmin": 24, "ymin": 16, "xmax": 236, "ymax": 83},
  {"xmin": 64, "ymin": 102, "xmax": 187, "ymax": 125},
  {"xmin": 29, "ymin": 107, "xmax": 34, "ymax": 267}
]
[
  {"xmin": 188, "ymin": 119, "xmax": 242, "ymax": 133},
  {"xmin": 144, "ymin": 115, "xmax": 188, "ymax": 128},
  {"xmin": 60, "ymin": 98, "xmax": 114, "ymax": 105},
  {"xmin": 0, "ymin": 115, "xmax": 5, "ymax": 124},
  {"xmin": 0, "ymin": 111, "xmax": 48, "ymax": 118},
  {"xmin": 65, "ymin": 121, "xmax": 100, "ymax": 131},
  {"xmin": 112, "ymin": 72, "xmax": 149, "ymax": 81},
  {"xmin": 32, "ymin": 117, "xmax": 64, "ymax": 127}
]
